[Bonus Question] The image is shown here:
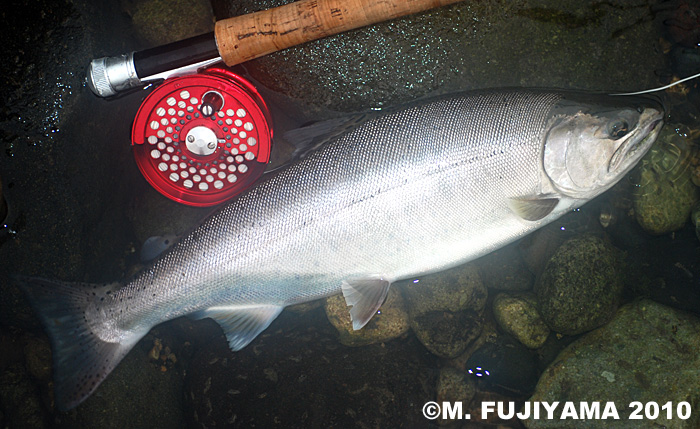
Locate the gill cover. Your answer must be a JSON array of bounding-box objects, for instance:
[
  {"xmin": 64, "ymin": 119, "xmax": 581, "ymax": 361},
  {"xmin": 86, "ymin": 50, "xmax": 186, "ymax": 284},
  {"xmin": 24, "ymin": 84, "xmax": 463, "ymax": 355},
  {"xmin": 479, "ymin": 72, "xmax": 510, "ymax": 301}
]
[{"xmin": 542, "ymin": 93, "xmax": 664, "ymax": 199}]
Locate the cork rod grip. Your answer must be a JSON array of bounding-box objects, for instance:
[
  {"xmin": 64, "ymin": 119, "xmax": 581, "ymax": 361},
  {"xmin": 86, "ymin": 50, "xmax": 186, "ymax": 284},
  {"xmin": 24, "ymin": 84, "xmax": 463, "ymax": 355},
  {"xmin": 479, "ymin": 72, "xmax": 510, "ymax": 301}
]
[{"xmin": 215, "ymin": 0, "xmax": 463, "ymax": 66}]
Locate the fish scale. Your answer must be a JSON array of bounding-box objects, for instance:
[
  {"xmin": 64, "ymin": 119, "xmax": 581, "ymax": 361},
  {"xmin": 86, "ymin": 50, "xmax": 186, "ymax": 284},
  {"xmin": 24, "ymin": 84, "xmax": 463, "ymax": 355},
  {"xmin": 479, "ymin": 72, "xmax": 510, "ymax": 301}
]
[{"xmin": 18, "ymin": 88, "xmax": 664, "ymax": 410}]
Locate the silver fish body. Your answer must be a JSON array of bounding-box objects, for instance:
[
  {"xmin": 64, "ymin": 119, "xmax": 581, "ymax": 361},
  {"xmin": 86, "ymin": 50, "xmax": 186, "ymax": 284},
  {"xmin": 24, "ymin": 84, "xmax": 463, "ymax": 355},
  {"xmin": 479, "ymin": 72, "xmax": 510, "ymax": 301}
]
[{"xmin": 20, "ymin": 89, "xmax": 663, "ymax": 410}]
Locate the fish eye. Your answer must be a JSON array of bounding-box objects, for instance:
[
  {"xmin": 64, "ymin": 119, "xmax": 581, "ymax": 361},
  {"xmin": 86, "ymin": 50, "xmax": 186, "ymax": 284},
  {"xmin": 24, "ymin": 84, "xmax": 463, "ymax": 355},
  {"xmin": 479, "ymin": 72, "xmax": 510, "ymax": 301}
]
[{"xmin": 608, "ymin": 120, "xmax": 629, "ymax": 140}]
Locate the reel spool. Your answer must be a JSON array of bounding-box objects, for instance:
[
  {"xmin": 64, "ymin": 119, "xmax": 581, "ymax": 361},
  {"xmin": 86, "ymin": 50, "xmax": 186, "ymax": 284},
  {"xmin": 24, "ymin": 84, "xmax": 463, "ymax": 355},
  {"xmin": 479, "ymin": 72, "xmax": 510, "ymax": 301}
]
[{"xmin": 131, "ymin": 67, "xmax": 272, "ymax": 206}]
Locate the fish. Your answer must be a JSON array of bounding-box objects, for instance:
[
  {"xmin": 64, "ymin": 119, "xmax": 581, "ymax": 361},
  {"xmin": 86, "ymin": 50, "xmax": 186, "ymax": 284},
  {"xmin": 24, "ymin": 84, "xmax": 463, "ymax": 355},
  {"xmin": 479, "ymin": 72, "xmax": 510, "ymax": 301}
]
[{"xmin": 17, "ymin": 88, "xmax": 664, "ymax": 410}]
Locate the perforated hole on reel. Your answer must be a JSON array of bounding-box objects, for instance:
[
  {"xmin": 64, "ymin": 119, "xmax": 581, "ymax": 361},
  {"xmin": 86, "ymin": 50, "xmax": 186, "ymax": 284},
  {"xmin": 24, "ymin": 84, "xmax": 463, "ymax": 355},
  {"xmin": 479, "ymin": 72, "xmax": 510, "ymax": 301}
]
[{"xmin": 131, "ymin": 67, "xmax": 272, "ymax": 206}]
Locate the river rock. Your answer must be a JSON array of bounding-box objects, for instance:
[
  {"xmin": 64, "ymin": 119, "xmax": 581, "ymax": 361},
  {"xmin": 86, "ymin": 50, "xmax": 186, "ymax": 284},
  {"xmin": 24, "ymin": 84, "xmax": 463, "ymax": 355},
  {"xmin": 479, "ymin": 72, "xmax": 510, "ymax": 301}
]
[
  {"xmin": 492, "ymin": 292, "xmax": 549, "ymax": 349},
  {"xmin": 324, "ymin": 286, "xmax": 410, "ymax": 347},
  {"xmin": 436, "ymin": 366, "xmax": 476, "ymax": 426},
  {"xmin": 523, "ymin": 300, "xmax": 700, "ymax": 428},
  {"xmin": 519, "ymin": 207, "xmax": 604, "ymax": 277},
  {"xmin": 400, "ymin": 264, "xmax": 487, "ymax": 358},
  {"xmin": 535, "ymin": 234, "xmax": 624, "ymax": 335},
  {"xmin": 634, "ymin": 126, "xmax": 699, "ymax": 235}
]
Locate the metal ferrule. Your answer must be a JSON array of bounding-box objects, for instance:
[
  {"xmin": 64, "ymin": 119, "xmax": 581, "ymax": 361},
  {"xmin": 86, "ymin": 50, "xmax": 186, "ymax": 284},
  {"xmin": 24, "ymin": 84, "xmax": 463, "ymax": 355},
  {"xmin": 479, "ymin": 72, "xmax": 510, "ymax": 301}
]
[{"xmin": 87, "ymin": 53, "xmax": 141, "ymax": 98}]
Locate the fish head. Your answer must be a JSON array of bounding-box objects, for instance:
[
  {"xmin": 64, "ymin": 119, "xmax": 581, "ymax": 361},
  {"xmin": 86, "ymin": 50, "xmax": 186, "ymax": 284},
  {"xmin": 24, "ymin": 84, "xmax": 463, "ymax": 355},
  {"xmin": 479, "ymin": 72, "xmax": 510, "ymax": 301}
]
[{"xmin": 542, "ymin": 93, "xmax": 664, "ymax": 200}]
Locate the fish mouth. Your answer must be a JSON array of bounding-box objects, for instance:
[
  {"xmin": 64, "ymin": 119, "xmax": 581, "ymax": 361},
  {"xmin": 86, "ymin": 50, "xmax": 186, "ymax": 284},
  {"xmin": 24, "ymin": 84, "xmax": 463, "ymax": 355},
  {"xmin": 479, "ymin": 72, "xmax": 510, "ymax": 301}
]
[{"xmin": 608, "ymin": 116, "xmax": 663, "ymax": 173}]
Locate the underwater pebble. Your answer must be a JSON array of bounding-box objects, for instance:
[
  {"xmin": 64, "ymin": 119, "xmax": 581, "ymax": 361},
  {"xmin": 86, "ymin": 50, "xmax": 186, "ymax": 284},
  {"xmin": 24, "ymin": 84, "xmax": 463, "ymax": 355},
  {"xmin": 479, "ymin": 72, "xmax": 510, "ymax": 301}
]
[
  {"xmin": 324, "ymin": 287, "xmax": 410, "ymax": 347},
  {"xmin": 633, "ymin": 126, "xmax": 699, "ymax": 235},
  {"xmin": 492, "ymin": 292, "xmax": 549, "ymax": 349},
  {"xmin": 535, "ymin": 235, "xmax": 624, "ymax": 336},
  {"xmin": 436, "ymin": 366, "xmax": 476, "ymax": 426},
  {"xmin": 400, "ymin": 264, "xmax": 487, "ymax": 358}
]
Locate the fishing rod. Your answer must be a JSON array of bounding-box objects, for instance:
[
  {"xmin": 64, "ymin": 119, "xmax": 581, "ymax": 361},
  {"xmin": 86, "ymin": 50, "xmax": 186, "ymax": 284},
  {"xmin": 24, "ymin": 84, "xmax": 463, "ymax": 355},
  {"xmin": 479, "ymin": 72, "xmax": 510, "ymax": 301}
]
[
  {"xmin": 87, "ymin": 0, "xmax": 464, "ymax": 98},
  {"xmin": 87, "ymin": 0, "xmax": 465, "ymax": 207}
]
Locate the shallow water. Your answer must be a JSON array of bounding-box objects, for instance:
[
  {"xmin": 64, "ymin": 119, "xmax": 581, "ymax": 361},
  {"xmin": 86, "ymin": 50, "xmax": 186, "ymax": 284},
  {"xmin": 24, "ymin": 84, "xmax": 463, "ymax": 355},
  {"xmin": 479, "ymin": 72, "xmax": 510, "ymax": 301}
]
[{"xmin": 1, "ymin": 0, "xmax": 699, "ymax": 428}]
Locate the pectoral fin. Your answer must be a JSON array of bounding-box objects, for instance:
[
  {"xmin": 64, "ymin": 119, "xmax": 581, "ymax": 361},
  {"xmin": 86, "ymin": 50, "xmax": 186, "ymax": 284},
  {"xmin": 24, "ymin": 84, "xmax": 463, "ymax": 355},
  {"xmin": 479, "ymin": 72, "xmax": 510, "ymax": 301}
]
[
  {"xmin": 341, "ymin": 278, "xmax": 391, "ymax": 330},
  {"xmin": 508, "ymin": 197, "xmax": 559, "ymax": 221},
  {"xmin": 192, "ymin": 305, "xmax": 284, "ymax": 351}
]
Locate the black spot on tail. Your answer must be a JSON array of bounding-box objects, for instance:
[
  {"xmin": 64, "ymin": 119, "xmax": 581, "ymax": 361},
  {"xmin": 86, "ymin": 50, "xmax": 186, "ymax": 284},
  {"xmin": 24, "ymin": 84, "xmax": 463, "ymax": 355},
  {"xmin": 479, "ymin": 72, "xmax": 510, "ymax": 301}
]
[{"xmin": 15, "ymin": 276, "xmax": 144, "ymax": 410}]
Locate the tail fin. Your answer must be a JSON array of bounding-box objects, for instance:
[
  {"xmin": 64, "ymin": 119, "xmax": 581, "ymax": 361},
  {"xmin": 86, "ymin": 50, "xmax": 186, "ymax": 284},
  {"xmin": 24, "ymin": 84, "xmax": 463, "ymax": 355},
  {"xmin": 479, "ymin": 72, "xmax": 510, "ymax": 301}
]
[{"xmin": 17, "ymin": 276, "xmax": 143, "ymax": 411}]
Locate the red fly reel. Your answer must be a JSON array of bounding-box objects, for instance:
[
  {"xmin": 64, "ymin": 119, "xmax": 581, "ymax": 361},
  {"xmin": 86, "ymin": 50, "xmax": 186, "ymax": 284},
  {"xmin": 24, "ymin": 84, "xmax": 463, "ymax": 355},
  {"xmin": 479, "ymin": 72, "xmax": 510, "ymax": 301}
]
[{"xmin": 131, "ymin": 67, "xmax": 272, "ymax": 206}]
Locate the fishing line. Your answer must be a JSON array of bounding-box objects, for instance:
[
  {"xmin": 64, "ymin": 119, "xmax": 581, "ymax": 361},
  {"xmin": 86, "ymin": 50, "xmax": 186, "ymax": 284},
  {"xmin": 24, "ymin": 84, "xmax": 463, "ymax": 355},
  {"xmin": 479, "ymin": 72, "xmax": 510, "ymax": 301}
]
[{"xmin": 610, "ymin": 71, "xmax": 700, "ymax": 96}]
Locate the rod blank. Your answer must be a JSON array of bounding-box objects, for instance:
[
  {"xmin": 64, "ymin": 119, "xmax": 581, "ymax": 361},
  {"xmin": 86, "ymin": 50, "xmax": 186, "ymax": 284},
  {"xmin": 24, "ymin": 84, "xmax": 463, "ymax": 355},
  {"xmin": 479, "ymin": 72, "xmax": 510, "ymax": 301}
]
[{"xmin": 87, "ymin": 0, "xmax": 464, "ymax": 97}]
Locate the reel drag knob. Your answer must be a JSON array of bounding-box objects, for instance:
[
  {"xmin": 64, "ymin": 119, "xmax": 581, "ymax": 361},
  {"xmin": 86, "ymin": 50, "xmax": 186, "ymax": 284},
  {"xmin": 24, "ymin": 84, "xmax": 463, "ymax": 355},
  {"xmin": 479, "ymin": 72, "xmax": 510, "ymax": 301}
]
[{"xmin": 131, "ymin": 68, "xmax": 272, "ymax": 206}]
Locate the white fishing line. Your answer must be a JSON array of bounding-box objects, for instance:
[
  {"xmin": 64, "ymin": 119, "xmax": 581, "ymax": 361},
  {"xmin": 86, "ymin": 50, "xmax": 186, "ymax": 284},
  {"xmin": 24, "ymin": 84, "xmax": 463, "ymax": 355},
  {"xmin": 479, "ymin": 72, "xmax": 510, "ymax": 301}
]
[{"xmin": 610, "ymin": 71, "xmax": 700, "ymax": 96}]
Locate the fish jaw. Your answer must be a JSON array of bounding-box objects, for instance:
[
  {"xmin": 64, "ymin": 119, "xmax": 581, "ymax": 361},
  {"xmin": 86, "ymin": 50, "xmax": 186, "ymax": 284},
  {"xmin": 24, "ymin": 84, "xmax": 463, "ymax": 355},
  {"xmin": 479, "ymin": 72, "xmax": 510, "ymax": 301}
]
[{"xmin": 608, "ymin": 109, "xmax": 663, "ymax": 175}]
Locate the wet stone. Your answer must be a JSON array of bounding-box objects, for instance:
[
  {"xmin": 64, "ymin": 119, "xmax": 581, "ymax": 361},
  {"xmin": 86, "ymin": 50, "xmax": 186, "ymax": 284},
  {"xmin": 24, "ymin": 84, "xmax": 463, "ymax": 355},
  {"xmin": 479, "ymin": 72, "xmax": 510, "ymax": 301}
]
[
  {"xmin": 524, "ymin": 300, "xmax": 700, "ymax": 428},
  {"xmin": 492, "ymin": 292, "xmax": 550, "ymax": 349},
  {"xmin": 443, "ymin": 306, "xmax": 500, "ymax": 380},
  {"xmin": 401, "ymin": 264, "xmax": 486, "ymax": 315},
  {"xmin": 436, "ymin": 366, "xmax": 476, "ymax": 426},
  {"xmin": 400, "ymin": 264, "xmax": 487, "ymax": 358},
  {"xmin": 633, "ymin": 126, "xmax": 699, "ymax": 235},
  {"xmin": 535, "ymin": 234, "xmax": 625, "ymax": 335},
  {"xmin": 535, "ymin": 332, "xmax": 581, "ymax": 374},
  {"xmin": 324, "ymin": 286, "xmax": 410, "ymax": 347},
  {"xmin": 519, "ymin": 208, "xmax": 604, "ymax": 278},
  {"xmin": 411, "ymin": 309, "xmax": 484, "ymax": 360}
]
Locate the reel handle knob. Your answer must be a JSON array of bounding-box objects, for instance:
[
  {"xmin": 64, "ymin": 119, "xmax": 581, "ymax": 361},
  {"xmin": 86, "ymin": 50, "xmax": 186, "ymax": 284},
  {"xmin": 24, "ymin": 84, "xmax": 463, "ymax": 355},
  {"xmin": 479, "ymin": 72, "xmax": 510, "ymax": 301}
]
[{"xmin": 200, "ymin": 91, "xmax": 225, "ymax": 117}]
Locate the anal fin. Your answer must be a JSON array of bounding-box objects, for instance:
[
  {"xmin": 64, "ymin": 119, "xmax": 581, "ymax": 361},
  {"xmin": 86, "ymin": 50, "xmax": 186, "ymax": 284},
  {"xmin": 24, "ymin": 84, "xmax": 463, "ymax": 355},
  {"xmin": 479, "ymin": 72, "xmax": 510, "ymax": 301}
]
[
  {"xmin": 341, "ymin": 278, "xmax": 391, "ymax": 330},
  {"xmin": 192, "ymin": 305, "xmax": 284, "ymax": 351}
]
